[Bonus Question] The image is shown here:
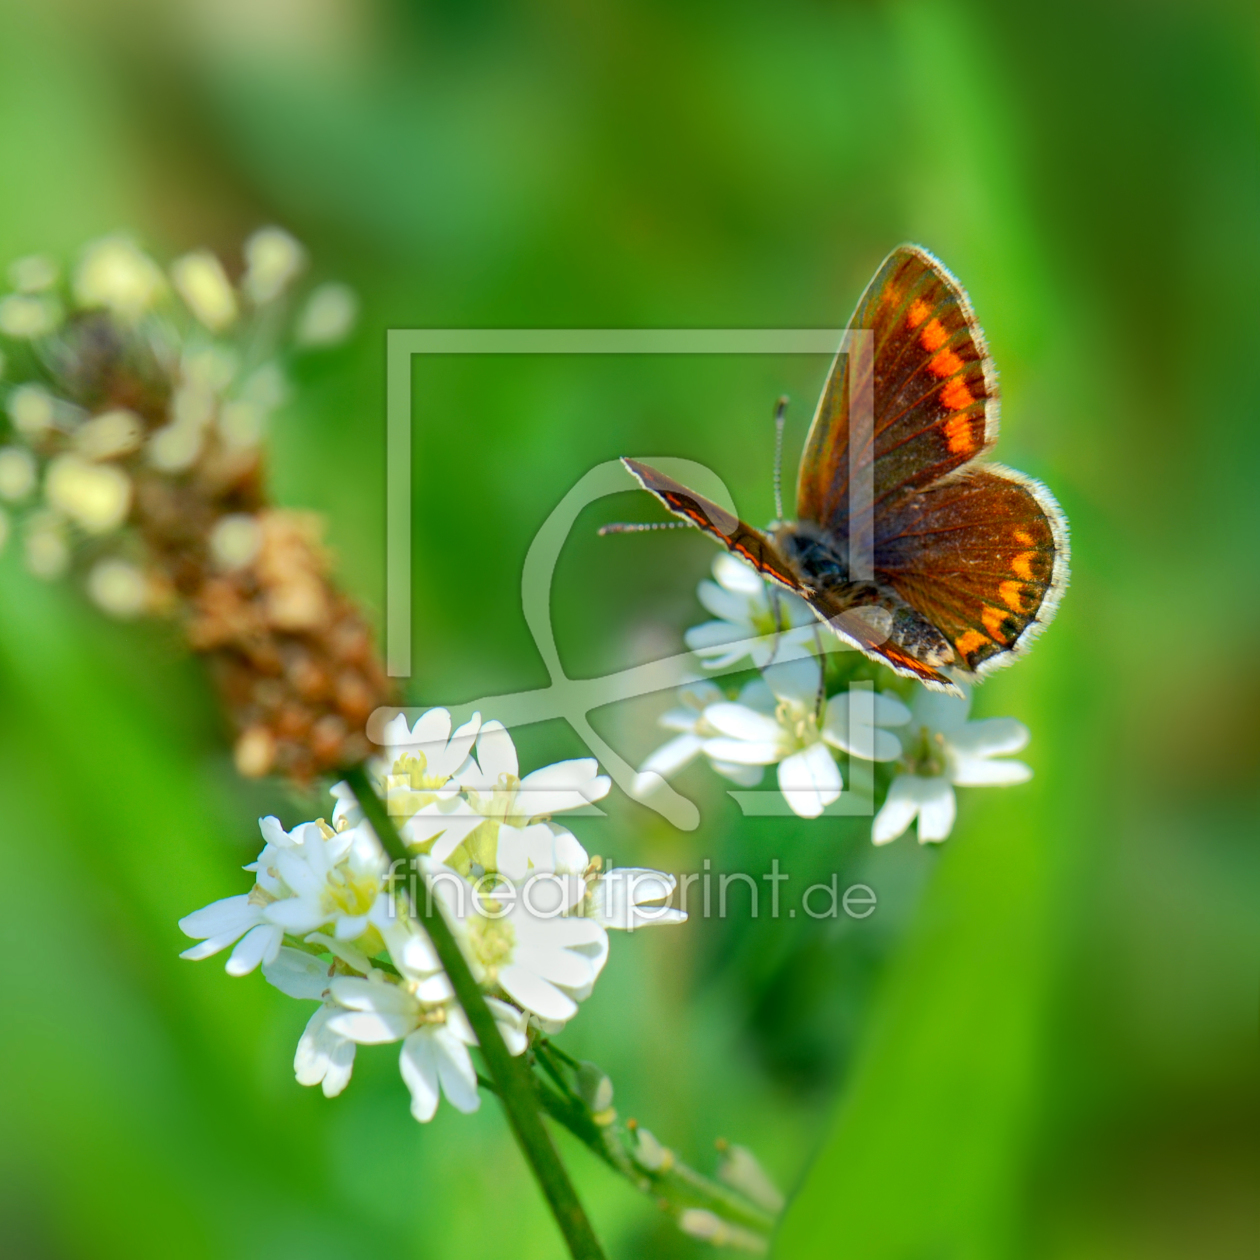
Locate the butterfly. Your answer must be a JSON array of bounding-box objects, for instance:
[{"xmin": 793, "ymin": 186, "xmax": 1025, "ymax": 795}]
[{"xmin": 622, "ymin": 245, "xmax": 1069, "ymax": 694}]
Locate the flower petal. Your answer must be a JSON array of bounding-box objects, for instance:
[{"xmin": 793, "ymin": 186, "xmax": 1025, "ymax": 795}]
[
  {"xmin": 432, "ymin": 1027, "xmax": 480, "ymax": 1113},
  {"xmin": 702, "ymin": 737, "xmax": 783, "ymax": 766},
  {"xmin": 498, "ymin": 964, "xmax": 579, "ymax": 1022},
  {"xmin": 263, "ymin": 897, "xmax": 329, "ymax": 934},
  {"xmin": 777, "ymin": 744, "xmax": 841, "ymax": 818},
  {"xmin": 952, "ymin": 755, "xmax": 1032, "ymax": 787},
  {"xmin": 916, "ymin": 778, "xmax": 957, "ymax": 842},
  {"xmin": 328, "ymin": 1009, "xmax": 416, "ymax": 1044},
  {"xmin": 696, "ymin": 579, "xmax": 755, "ymax": 624},
  {"xmin": 518, "ymin": 758, "xmax": 610, "ymax": 817},
  {"xmin": 762, "ymin": 656, "xmax": 823, "ymax": 707},
  {"xmin": 638, "ymin": 733, "xmax": 702, "ymax": 780},
  {"xmin": 225, "ymin": 923, "xmax": 282, "ymax": 975},
  {"xmin": 823, "ymin": 693, "xmax": 903, "ymax": 761},
  {"xmin": 295, "ymin": 1005, "xmax": 357, "ymax": 1097},
  {"xmin": 469, "ymin": 721, "xmax": 518, "ymax": 784},
  {"xmin": 399, "ymin": 1029, "xmax": 440, "ymax": 1121},
  {"xmin": 263, "ymin": 947, "xmax": 330, "ymax": 1000},
  {"xmin": 871, "ymin": 775, "xmax": 920, "ymax": 845},
  {"xmin": 709, "ymin": 759, "xmax": 764, "ymax": 786},
  {"xmin": 911, "ymin": 686, "xmax": 971, "ymax": 733},
  {"xmin": 485, "ymin": 997, "xmax": 529, "ymax": 1056},
  {"xmin": 512, "ymin": 943, "xmax": 594, "ymax": 989},
  {"xmin": 703, "ymin": 703, "xmax": 782, "ymax": 743},
  {"xmin": 178, "ymin": 893, "xmax": 260, "ymax": 943},
  {"xmin": 713, "ymin": 552, "xmax": 763, "ymax": 594},
  {"xmin": 949, "ymin": 717, "xmax": 1030, "ymax": 759}
]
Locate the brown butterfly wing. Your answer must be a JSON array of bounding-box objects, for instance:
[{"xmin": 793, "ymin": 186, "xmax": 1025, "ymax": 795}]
[
  {"xmin": 620, "ymin": 459, "xmax": 805, "ymax": 593},
  {"xmin": 796, "ymin": 244, "xmax": 997, "ymax": 527},
  {"xmin": 874, "ymin": 463, "xmax": 1069, "ymax": 675}
]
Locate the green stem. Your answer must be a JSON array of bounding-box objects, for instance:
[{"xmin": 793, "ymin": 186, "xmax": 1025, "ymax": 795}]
[
  {"xmin": 484, "ymin": 1047, "xmax": 778, "ymax": 1239},
  {"xmin": 343, "ymin": 763, "xmax": 605, "ymax": 1260}
]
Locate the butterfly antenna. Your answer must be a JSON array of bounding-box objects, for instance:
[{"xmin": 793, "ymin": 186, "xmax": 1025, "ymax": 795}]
[
  {"xmin": 598, "ymin": 520, "xmax": 691, "ymax": 536},
  {"xmin": 772, "ymin": 395, "xmax": 789, "ymax": 522}
]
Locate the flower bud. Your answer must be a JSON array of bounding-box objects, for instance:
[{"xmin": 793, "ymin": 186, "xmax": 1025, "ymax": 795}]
[
  {"xmin": 0, "ymin": 447, "xmax": 37, "ymax": 500},
  {"xmin": 716, "ymin": 1144, "xmax": 784, "ymax": 1214},
  {"xmin": 76, "ymin": 409, "xmax": 144, "ymax": 461},
  {"xmin": 296, "ymin": 283, "xmax": 357, "ymax": 347},
  {"xmin": 172, "ymin": 250, "xmax": 238, "ymax": 331},
  {"xmin": 629, "ymin": 1126, "xmax": 672, "ymax": 1173},
  {"xmin": 24, "ymin": 511, "xmax": 69, "ymax": 579},
  {"xmin": 234, "ymin": 726, "xmax": 277, "ymax": 778},
  {"xmin": 0, "ymin": 292, "xmax": 61, "ymax": 338},
  {"xmin": 74, "ymin": 236, "xmax": 165, "ymax": 320},
  {"xmin": 677, "ymin": 1209, "xmax": 766, "ymax": 1253},
  {"xmin": 9, "ymin": 255, "xmax": 58, "ymax": 293},
  {"xmin": 243, "ymin": 227, "xmax": 305, "ymax": 304},
  {"xmin": 87, "ymin": 558, "xmax": 148, "ymax": 618},
  {"xmin": 209, "ymin": 514, "xmax": 262, "ymax": 570},
  {"xmin": 575, "ymin": 1061, "xmax": 614, "ymax": 1116},
  {"xmin": 45, "ymin": 455, "xmax": 131, "ymax": 534},
  {"xmin": 8, "ymin": 384, "xmax": 55, "ymax": 438}
]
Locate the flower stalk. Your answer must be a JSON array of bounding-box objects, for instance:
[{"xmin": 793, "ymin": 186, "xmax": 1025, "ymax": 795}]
[
  {"xmin": 515, "ymin": 1040, "xmax": 780, "ymax": 1247},
  {"xmin": 342, "ymin": 762, "xmax": 606, "ymax": 1260}
]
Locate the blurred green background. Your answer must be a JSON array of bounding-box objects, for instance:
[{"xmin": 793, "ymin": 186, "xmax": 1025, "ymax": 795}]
[{"xmin": 0, "ymin": 1, "xmax": 1255, "ymax": 1257}]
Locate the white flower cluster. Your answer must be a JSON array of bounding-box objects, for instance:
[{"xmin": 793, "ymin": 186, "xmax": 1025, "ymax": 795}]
[
  {"xmin": 180, "ymin": 709, "xmax": 684, "ymax": 1122},
  {"xmin": 0, "ymin": 231, "xmax": 355, "ymax": 606},
  {"xmin": 635, "ymin": 553, "xmax": 1033, "ymax": 841}
]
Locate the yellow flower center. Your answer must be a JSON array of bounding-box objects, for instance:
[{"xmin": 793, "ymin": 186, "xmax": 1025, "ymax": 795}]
[{"xmin": 466, "ymin": 912, "xmax": 515, "ymax": 983}]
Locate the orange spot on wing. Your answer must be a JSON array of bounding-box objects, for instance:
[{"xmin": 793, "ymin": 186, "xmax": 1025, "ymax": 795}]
[
  {"xmin": 940, "ymin": 377, "xmax": 974, "ymax": 411},
  {"xmin": 929, "ymin": 347, "xmax": 963, "ymax": 378},
  {"xmin": 943, "ymin": 413, "xmax": 974, "ymax": 454},
  {"xmin": 955, "ymin": 629, "xmax": 989, "ymax": 658},
  {"xmin": 999, "ymin": 580, "xmax": 1026, "ymax": 612},
  {"xmin": 919, "ymin": 317, "xmax": 947, "ymax": 350},
  {"xmin": 1011, "ymin": 551, "xmax": 1037, "ymax": 580},
  {"xmin": 906, "ymin": 298, "xmax": 930, "ymax": 328},
  {"xmin": 981, "ymin": 606, "xmax": 1010, "ymax": 641},
  {"xmin": 1012, "ymin": 528, "xmax": 1033, "ymax": 545}
]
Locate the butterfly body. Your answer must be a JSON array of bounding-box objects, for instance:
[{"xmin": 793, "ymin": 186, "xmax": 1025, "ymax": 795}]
[{"xmin": 621, "ymin": 245, "xmax": 1069, "ymax": 695}]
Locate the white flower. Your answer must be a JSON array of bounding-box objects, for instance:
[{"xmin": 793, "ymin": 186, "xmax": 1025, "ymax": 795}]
[
  {"xmin": 701, "ymin": 658, "xmax": 842, "ymax": 819},
  {"xmin": 493, "ymin": 820, "xmax": 685, "ymax": 934},
  {"xmin": 250, "ymin": 817, "xmax": 390, "ymax": 944},
  {"xmin": 821, "ymin": 689, "xmax": 911, "ymax": 761},
  {"xmin": 179, "ymin": 814, "xmax": 392, "ymax": 973},
  {"xmin": 259, "ymin": 948, "xmax": 358, "ymax": 1098},
  {"xmin": 406, "ymin": 721, "xmax": 610, "ymax": 864},
  {"xmin": 428, "ymin": 859, "xmax": 607, "ymax": 1028},
  {"xmin": 631, "ymin": 680, "xmax": 765, "ymax": 800},
  {"xmin": 296, "ymin": 1004, "xmax": 358, "ymax": 1098},
  {"xmin": 328, "ymin": 974, "xmax": 481, "ymax": 1120},
  {"xmin": 326, "ymin": 974, "xmax": 524, "ymax": 1122},
  {"xmin": 178, "ymin": 890, "xmax": 281, "ymax": 976},
  {"xmin": 872, "ymin": 686, "xmax": 1032, "ymax": 845},
  {"xmin": 589, "ymin": 867, "xmax": 686, "ymax": 931},
  {"xmin": 379, "ymin": 707, "xmax": 481, "ymax": 818},
  {"xmin": 684, "ymin": 552, "xmax": 817, "ymax": 669}
]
